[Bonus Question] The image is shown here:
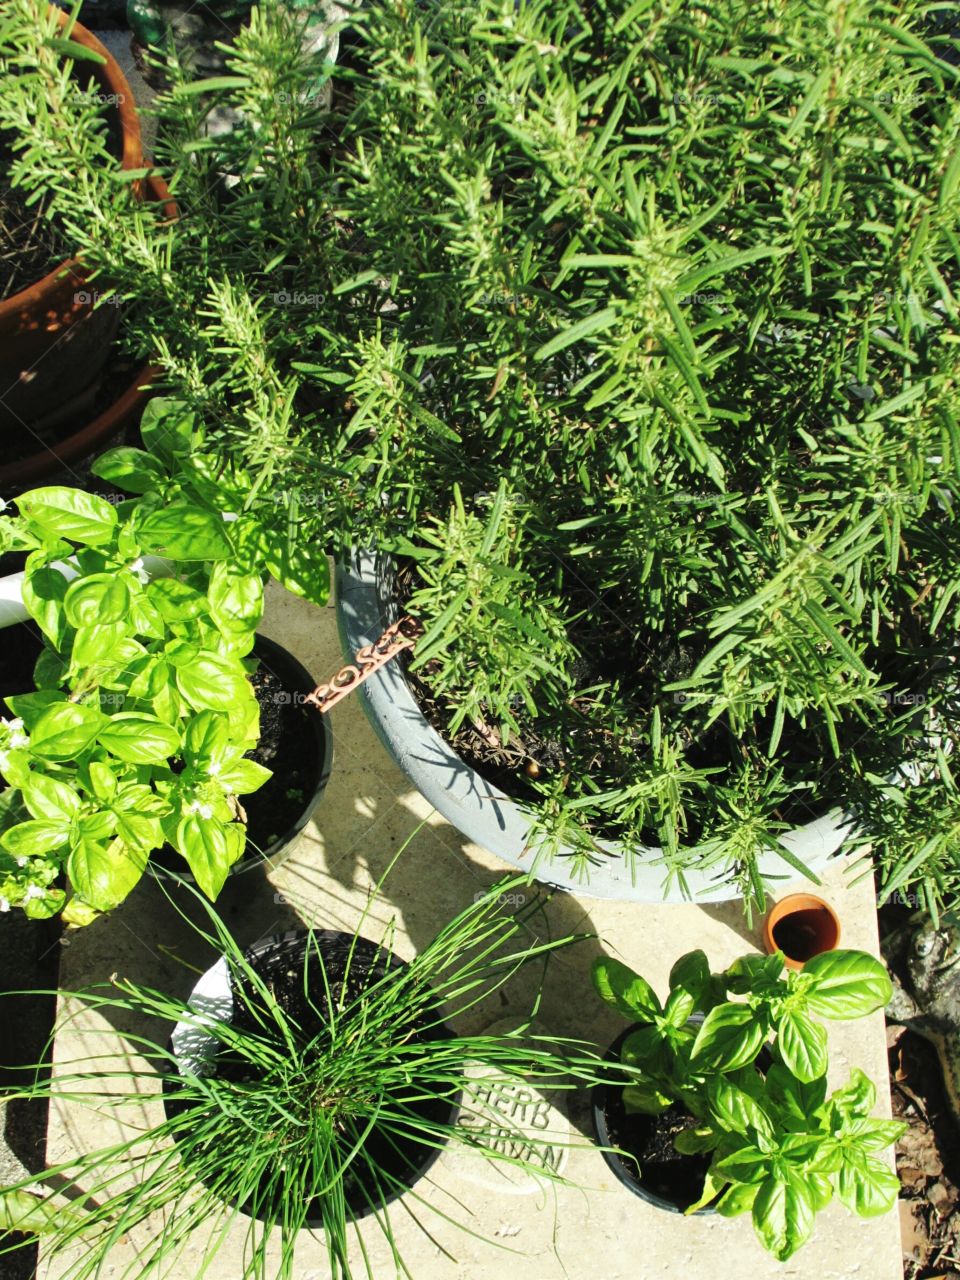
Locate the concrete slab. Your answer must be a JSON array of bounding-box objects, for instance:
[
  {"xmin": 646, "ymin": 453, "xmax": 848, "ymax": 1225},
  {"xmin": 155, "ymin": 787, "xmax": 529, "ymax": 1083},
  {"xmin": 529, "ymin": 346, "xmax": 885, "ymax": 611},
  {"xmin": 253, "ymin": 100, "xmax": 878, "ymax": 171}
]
[{"xmin": 37, "ymin": 578, "xmax": 903, "ymax": 1280}]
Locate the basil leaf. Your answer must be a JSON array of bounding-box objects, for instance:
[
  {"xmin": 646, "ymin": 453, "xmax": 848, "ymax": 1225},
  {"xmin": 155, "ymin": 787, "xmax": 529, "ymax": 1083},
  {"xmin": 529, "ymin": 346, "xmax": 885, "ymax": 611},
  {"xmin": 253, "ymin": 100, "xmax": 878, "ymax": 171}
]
[
  {"xmin": 29, "ymin": 703, "xmax": 104, "ymax": 760},
  {"xmin": 91, "ymin": 446, "xmax": 166, "ymax": 494},
  {"xmin": 591, "ymin": 955, "xmax": 662, "ymax": 1020},
  {"xmin": 17, "ymin": 488, "xmax": 118, "ymax": 546},
  {"xmin": 138, "ymin": 504, "xmax": 233, "ymax": 562},
  {"xmin": 67, "ymin": 838, "xmax": 146, "ymax": 912},
  {"xmin": 98, "ymin": 714, "xmax": 180, "ymax": 765},
  {"xmin": 752, "ymin": 1170, "xmax": 815, "ymax": 1261},
  {"xmin": 777, "ymin": 1009, "xmax": 828, "ymax": 1083},
  {"xmin": 691, "ymin": 1003, "xmax": 767, "ymax": 1072},
  {"xmin": 803, "ymin": 950, "xmax": 893, "ymax": 1019}
]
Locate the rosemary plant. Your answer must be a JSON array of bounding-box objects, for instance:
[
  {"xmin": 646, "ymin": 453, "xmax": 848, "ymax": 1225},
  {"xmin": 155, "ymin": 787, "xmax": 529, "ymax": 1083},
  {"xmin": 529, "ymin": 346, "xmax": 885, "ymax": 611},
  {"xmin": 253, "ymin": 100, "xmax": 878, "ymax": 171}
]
[
  {"xmin": 3, "ymin": 0, "xmax": 960, "ymax": 914},
  {"xmin": 0, "ymin": 872, "xmax": 604, "ymax": 1279}
]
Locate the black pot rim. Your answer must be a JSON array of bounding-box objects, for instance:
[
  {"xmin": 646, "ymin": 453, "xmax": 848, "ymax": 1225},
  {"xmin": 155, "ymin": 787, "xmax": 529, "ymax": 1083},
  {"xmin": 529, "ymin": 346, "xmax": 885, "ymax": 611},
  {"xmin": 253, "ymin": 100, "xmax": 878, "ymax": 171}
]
[
  {"xmin": 163, "ymin": 928, "xmax": 461, "ymax": 1227},
  {"xmin": 150, "ymin": 631, "xmax": 333, "ymax": 882},
  {"xmin": 591, "ymin": 1023, "xmax": 718, "ymax": 1216}
]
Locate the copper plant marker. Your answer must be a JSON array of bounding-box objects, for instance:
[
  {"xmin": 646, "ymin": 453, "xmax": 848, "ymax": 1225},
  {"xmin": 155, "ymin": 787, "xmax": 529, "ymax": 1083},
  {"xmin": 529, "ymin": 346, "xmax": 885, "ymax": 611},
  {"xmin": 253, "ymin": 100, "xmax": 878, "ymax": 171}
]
[{"xmin": 304, "ymin": 616, "xmax": 424, "ymax": 714}]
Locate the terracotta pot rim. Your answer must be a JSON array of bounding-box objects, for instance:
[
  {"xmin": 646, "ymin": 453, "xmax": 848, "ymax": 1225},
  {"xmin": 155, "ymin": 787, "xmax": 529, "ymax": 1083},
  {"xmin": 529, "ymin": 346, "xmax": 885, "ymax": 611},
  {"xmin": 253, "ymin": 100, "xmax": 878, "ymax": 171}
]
[
  {"xmin": 763, "ymin": 892, "xmax": 841, "ymax": 970},
  {"xmin": 0, "ymin": 361, "xmax": 160, "ymax": 489},
  {"xmin": 0, "ymin": 8, "xmax": 143, "ymax": 321}
]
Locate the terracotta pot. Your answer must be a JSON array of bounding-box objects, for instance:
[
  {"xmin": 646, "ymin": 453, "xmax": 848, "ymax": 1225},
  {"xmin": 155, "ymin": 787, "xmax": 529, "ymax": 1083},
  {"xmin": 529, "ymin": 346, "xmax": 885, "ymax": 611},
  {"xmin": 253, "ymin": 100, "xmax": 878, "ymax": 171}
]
[
  {"xmin": 0, "ymin": 175, "xmax": 177, "ymax": 489},
  {"xmin": 0, "ymin": 8, "xmax": 142, "ymax": 434},
  {"xmin": 763, "ymin": 893, "xmax": 841, "ymax": 970}
]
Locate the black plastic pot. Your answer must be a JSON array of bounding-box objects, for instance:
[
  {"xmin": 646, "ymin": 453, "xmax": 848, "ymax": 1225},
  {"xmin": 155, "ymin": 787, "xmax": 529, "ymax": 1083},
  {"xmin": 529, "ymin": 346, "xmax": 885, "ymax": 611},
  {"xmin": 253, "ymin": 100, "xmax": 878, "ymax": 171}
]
[
  {"xmin": 591, "ymin": 1023, "xmax": 718, "ymax": 1215},
  {"xmin": 150, "ymin": 632, "xmax": 333, "ymax": 883},
  {"xmin": 164, "ymin": 929, "xmax": 461, "ymax": 1225}
]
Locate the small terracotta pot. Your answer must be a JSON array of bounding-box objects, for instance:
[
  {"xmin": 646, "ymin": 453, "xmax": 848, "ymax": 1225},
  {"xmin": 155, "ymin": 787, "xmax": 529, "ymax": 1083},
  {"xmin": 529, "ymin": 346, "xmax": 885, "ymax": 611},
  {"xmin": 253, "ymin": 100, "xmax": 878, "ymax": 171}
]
[
  {"xmin": 763, "ymin": 893, "xmax": 841, "ymax": 970},
  {"xmin": 0, "ymin": 8, "xmax": 143, "ymax": 433},
  {"xmin": 0, "ymin": 176, "xmax": 177, "ymax": 489}
]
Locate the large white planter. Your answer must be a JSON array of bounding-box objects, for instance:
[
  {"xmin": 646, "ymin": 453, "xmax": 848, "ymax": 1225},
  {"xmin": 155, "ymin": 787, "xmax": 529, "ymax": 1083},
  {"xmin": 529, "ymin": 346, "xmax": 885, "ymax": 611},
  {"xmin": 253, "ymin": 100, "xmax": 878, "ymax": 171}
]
[{"xmin": 336, "ymin": 552, "xmax": 857, "ymax": 903}]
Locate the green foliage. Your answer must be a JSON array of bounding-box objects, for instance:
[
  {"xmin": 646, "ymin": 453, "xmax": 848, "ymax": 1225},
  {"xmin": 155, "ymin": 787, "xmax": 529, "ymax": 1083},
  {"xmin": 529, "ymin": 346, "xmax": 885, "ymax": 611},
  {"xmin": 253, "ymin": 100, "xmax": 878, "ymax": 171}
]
[
  {"xmin": 592, "ymin": 946, "xmax": 902, "ymax": 1259},
  {"xmin": 0, "ymin": 400, "xmax": 329, "ymax": 922},
  {"xmin": 0, "ymin": 874, "xmax": 605, "ymax": 1279},
  {"xmin": 2, "ymin": 0, "xmax": 959, "ymax": 909}
]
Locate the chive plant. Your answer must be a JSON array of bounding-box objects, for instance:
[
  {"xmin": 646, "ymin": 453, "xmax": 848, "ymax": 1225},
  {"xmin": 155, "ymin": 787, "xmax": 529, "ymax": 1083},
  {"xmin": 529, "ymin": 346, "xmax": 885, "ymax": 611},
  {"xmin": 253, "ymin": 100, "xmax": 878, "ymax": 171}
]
[
  {"xmin": 3, "ymin": 0, "xmax": 960, "ymax": 915},
  {"xmin": 0, "ymin": 873, "xmax": 605, "ymax": 1279}
]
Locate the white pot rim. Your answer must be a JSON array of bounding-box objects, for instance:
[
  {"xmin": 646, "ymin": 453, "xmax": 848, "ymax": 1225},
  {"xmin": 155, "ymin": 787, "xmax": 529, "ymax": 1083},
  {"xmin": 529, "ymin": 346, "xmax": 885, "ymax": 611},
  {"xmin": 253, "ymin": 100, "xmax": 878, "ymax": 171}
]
[{"xmin": 335, "ymin": 552, "xmax": 858, "ymax": 903}]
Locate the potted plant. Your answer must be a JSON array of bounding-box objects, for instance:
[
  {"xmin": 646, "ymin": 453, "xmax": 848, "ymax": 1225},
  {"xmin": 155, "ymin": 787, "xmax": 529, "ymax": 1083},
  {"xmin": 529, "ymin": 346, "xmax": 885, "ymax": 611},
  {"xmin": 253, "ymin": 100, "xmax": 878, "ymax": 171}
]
[
  {"xmin": 0, "ymin": 874, "xmax": 605, "ymax": 1279},
  {"xmin": 321, "ymin": 0, "xmax": 960, "ymax": 915},
  {"xmin": 0, "ymin": 397, "xmax": 331, "ymax": 924},
  {"xmin": 590, "ymin": 946, "xmax": 903, "ymax": 1259},
  {"xmin": 0, "ymin": 1, "xmax": 170, "ymax": 486}
]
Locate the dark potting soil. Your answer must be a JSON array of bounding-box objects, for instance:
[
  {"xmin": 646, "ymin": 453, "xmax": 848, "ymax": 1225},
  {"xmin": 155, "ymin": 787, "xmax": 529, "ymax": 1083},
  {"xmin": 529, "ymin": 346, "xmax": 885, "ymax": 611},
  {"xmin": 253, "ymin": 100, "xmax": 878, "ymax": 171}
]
[
  {"xmin": 0, "ymin": 143, "xmax": 68, "ymax": 303},
  {"xmin": 166, "ymin": 933, "xmax": 455, "ymax": 1221},
  {"xmin": 150, "ymin": 651, "xmax": 322, "ymax": 877},
  {"xmin": 394, "ymin": 561, "xmax": 853, "ymax": 841},
  {"xmin": 240, "ymin": 659, "xmax": 321, "ymax": 852},
  {"xmin": 602, "ymin": 1092, "xmax": 714, "ymax": 1210}
]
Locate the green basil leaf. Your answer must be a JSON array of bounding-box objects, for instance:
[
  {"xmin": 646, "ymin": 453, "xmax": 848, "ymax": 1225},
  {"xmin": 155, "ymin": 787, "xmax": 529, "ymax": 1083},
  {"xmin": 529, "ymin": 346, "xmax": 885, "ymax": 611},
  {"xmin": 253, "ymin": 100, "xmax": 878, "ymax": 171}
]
[
  {"xmin": 621, "ymin": 1024, "xmax": 665, "ymax": 1069},
  {"xmin": 764, "ymin": 1063, "xmax": 827, "ymax": 1127},
  {"xmin": 207, "ymin": 563, "xmax": 264, "ymax": 633},
  {"xmin": 175, "ymin": 814, "xmax": 233, "ymax": 899},
  {"xmin": 845, "ymin": 1117, "xmax": 908, "ymax": 1152},
  {"xmin": 16, "ymin": 488, "xmax": 118, "ymax": 546},
  {"xmin": 803, "ymin": 950, "xmax": 893, "ymax": 1019},
  {"xmin": 218, "ymin": 757, "xmax": 272, "ymax": 796},
  {"xmin": 681, "ymin": 1163, "xmax": 727, "ymax": 1215},
  {"xmin": 146, "ymin": 578, "xmax": 208, "ymax": 623},
  {"xmin": 4, "ymin": 690, "xmax": 67, "ymax": 729},
  {"xmin": 716, "ymin": 1182, "xmax": 758, "ymax": 1217},
  {"xmin": 22, "ymin": 886, "xmax": 66, "ymax": 919},
  {"xmin": 176, "ymin": 653, "xmax": 251, "ymax": 713},
  {"xmin": 262, "ymin": 538, "xmax": 330, "ymax": 606},
  {"xmin": 29, "ymin": 703, "xmax": 104, "ymax": 760},
  {"xmin": 21, "ymin": 566, "xmax": 68, "ymax": 646},
  {"xmin": 691, "ymin": 1003, "xmax": 767, "ymax": 1072},
  {"xmin": 777, "ymin": 1009, "xmax": 828, "ymax": 1083},
  {"xmin": 751, "ymin": 1170, "xmax": 815, "ymax": 1261},
  {"xmin": 139, "ymin": 397, "xmax": 197, "ymax": 464},
  {"xmin": 622, "ymin": 1082, "xmax": 673, "ymax": 1115},
  {"xmin": 22, "ymin": 775, "xmax": 81, "ymax": 821},
  {"xmin": 64, "ymin": 573, "xmax": 131, "ymax": 627},
  {"xmin": 98, "ymin": 714, "xmax": 180, "ymax": 764},
  {"xmin": 674, "ymin": 1124, "xmax": 719, "ymax": 1154},
  {"xmin": 662, "ymin": 987, "xmax": 696, "ymax": 1028},
  {"xmin": 87, "ymin": 762, "xmax": 118, "ymax": 801},
  {"xmin": 137, "ymin": 504, "xmax": 233, "ymax": 561},
  {"xmin": 115, "ymin": 811, "xmax": 164, "ymax": 855},
  {"xmin": 71, "ymin": 621, "xmax": 128, "ymax": 670},
  {"xmin": 668, "ymin": 949, "xmax": 712, "ymax": 1006},
  {"xmin": 0, "ymin": 819, "xmax": 71, "ymax": 857},
  {"xmin": 91, "ymin": 446, "xmax": 166, "ymax": 494},
  {"xmin": 708, "ymin": 1078, "xmax": 774, "ymax": 1141},
  {"xmin": 835, "ymin": 1154, "xmax": 901, "ymax": 1218},
  {"xmin": 67, "ymin": 837, "xmax": 146, "ymax": 912},
  {"xmin": 591, "ymin": 955, "xmax": 662, "ymax": 1020},
  {"xmin": 183, "ymin": 710, "xmax": 231, "ymax": 766},
  {"xmin": 829, "ymin": 1068, "xmax": 876, "ymax": 1120}
]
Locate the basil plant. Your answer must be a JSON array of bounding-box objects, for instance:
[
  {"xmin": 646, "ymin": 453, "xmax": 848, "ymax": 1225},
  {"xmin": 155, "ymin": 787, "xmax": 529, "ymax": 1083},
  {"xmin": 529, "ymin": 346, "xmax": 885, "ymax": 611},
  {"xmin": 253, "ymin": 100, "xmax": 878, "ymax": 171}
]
[
  {"xmin": 0, "ymin": 399, "xmax": 329, "ymax": 925},
  {"xmin": 592, "ymin": 947, "xmax": 903, "ymax": 1260}
]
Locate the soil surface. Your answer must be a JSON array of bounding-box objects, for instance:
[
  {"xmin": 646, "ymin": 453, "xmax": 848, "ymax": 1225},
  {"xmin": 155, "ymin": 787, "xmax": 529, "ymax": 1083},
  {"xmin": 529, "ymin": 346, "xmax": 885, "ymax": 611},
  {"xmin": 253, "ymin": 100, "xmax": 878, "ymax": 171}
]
[
  {"xmin": 597, "ymin": 1081, "xmax": 714, "ymax": 1211},
  {"xmin": 151, "ymin": 642, "xmax": 325, "ymax": 876},
  {"xmin": 890, "ymin": 1026, "xmax": 960, "ymax": 1280},
  {"xmin": 395, "ymin": 560, "xmax": 863, "ymax": 845},
  {"xmin": 166, "ymin": 932, "xmax": 454, "ymax": 1220},
  {"xmin": 0, "ymin": 140, "xmax": 66, "ymax": 303}
]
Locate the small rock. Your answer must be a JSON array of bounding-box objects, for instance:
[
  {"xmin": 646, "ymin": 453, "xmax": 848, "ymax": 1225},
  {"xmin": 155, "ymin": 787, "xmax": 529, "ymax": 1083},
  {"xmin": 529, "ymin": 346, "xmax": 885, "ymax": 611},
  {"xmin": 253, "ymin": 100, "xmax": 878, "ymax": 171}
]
[{"xmin": 928, "ymin": 1180, "xmax": 956, "ymax": 1215}]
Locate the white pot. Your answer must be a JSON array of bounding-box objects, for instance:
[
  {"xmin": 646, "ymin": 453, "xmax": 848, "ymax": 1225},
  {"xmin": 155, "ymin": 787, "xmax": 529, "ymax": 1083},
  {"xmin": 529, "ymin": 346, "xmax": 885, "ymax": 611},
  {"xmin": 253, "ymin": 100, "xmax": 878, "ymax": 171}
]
[{"xmin": 335, "ymin": 552, "xmax": 857, "ymax": 903}]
